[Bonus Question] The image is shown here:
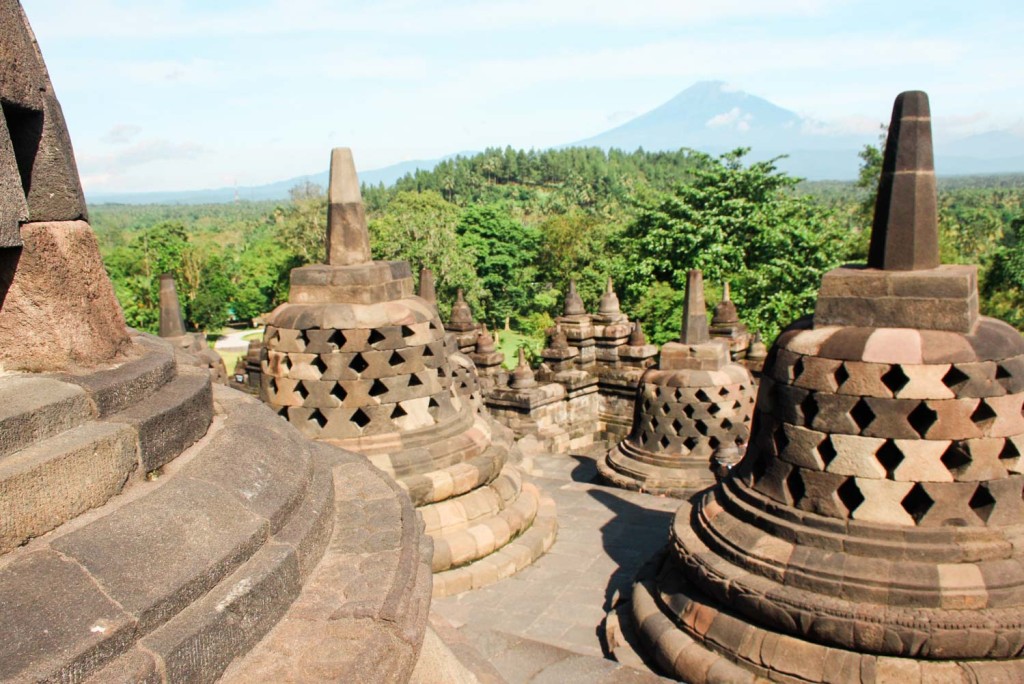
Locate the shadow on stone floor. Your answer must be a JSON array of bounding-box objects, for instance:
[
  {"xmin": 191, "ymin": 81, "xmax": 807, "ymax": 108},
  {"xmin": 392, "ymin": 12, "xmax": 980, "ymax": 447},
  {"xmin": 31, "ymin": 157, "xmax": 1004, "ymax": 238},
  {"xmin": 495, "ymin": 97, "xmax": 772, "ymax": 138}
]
[
  {"xmin": 568, "ymin": 453, "xmax": 599, "ymax": 483},
  {"xmin": 585, "ymin": 487, "xmax": 677, "ymax": 612}
]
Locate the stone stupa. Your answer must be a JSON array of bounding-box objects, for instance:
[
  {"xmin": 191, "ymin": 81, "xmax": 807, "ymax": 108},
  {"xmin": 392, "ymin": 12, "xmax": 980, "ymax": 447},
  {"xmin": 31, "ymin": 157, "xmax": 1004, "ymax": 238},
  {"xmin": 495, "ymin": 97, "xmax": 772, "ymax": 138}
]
[
  {"xmin": 598, "ymin": 270, "xmax": 756, "ymax": 495},
  {"xmin": 623, "ymin": 91, "xmax": 1024, "ymax": 681},
  {"xmin": 261, "ymin": 148, "xmax": 557, "ymax": 596}
]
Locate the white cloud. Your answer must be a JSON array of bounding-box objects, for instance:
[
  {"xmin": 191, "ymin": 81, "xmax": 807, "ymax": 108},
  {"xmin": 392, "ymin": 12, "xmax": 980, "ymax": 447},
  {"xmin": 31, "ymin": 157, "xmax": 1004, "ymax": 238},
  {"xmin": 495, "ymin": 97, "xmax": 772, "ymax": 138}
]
[
  {"xmin": 707, "ymin": 108, "xmax": 743, "ymax": 128},
  {"xmin": 100, "ymin": 123, "xmax": 142, "ymax": 144}
]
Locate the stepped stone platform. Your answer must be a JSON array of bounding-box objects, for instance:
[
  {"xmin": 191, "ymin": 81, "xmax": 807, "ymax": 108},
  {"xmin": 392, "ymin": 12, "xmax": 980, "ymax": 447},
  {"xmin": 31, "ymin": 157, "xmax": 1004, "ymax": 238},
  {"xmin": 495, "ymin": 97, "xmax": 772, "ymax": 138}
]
[{"xmin": 0, "ymin": 334, "xmax": 432, "ymax": 683}]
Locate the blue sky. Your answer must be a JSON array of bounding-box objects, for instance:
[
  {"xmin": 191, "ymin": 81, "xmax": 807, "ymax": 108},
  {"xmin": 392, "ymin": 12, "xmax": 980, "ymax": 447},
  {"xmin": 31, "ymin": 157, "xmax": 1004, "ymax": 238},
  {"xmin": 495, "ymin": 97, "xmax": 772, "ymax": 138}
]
[{"xmin": 22, "ymin": 0, "xmax": 1024, "ymax": 194}]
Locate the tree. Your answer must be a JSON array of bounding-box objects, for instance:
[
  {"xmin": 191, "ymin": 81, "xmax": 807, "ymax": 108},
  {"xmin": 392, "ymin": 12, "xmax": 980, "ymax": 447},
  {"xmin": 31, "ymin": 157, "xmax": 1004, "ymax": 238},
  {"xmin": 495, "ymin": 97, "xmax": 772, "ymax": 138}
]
[
  {"xmin": 273, "ymin": 182, "xmax": 327, "ymax": 266},
  {"xmin": 369, "ymin": 191, "xmax": 480, "ymax": 319},
  {"xmin": 456, "ymin": 204, "xmax": 542, "ymax": 327},
  {"xmin": 618, "ymin": 149, "xmax": 852, "ymax": 342}
]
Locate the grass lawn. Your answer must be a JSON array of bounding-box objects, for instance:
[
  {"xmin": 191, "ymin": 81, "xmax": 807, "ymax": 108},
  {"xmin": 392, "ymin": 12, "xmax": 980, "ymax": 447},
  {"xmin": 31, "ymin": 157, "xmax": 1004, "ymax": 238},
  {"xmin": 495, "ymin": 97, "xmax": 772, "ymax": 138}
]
[{"xmin": 493, "ymin": 329, "xmax": 545, "ymax": 369}]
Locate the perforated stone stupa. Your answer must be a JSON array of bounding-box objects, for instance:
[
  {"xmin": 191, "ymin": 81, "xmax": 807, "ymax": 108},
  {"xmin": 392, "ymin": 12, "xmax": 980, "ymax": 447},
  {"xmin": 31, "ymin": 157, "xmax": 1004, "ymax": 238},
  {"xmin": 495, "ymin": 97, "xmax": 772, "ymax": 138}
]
[
  {"xmin": 261, "ymin": 148, "xmax": 556, "ymax": 596},
  {"xmin": 599, "ymin": 270, "xmax": 755, "ymax": 495},
  {"xmin": 624, "ymin": 91, "xmax": 1024, "ymax": 681}
]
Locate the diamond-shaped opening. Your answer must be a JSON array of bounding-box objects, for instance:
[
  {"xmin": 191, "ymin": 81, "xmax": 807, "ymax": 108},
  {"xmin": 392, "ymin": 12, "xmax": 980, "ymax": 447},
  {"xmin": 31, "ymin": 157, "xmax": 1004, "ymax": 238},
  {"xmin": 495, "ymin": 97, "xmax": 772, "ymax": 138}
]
[
  {"xmin": 640, "ymin": 433, "xmax": 649, "ymax": 447},
  {"xmin": 696, "ymin": 389, "xmax": 711, "ymax": 402},
  {"xmin": 709, "ymin": 403, "xmax": 721, "ymax": 415},
  {"xmin": 429, "ymin": 320, "xmax": 440, "ymax": 330},
  {"xmin": 312, "ymin": 356, "xmax": 328, "ymax": 375},
  {"xmin": 800, "ymin": 393, "xmax": 819, "ymax": 427},
  {"xmin": 850, "ymin": 399, "xmax": 876, "ymax": 432},
  {"xmin": 999, "ymin": 439, "xmax": 1020, "ymax": 461},
  {"xmin": 880, "ymin": 365, "xmax": 910, "ymax": 395},
  {"xmin": 389, "ymin": 351, "xmax": 405, "ymax": 367},
  {"xmin": 650, "ymin": 416, "xmax": 660, "ymax": 431},
  {"xmin": 296, "ymin": 382, "xmax": 309, "ymax": 401},
  {"xmin": 718, "ymin": 386, "xmax": 729, "ymax": 397},
  {"xmin": 660, "ymin": 435, "xmax": 671, "ymax": 449},
  {"xmin": 709, "ymin": 436, "xmax": 721, "ymax": 448},
  {"xmin": 969, "ymin": 484, "xmax": 997, "ymax": 523},
  {"xmin": 942, "ymin": 365, "xmax": 970, "ymax": 390},
  {"xmin": 351, "ymin": 408, "xmax": 371, "ymax": 429},
  {"xmin": 673, "ymin": 388, "xmax": 683, "ymax": 402},
  {"xmin": 266, "ymin": 329, "xmax": 280, "ymax": 344},
  {"xmin": 774, "ymin": 425, "xmax": 790, "ymax": 455},
  {"xmin": 996, "ymin": 364, "xmax": 1011, "ymax": 380},
  {"xmin": 901, "ymin": 483, "xmax": 934, "ymax": 523},
  {"xmin": 328, "ymin": 330, "xmax": 346, "ymax": 349},
  {"xmin": 309, "ymin": 409, "xmax": 328, "ymax": 429},
  {"xmin": 907, "ymin": 402, "xmax": 938, "ymax": 438},
  {"xmin": 684, "ymin": 436, "xmax": 699, "ymax": 450},
  {"xmin": 642, "ymin": 400, "xmax": 651, "ymax": 412},
  {"xmin": 369, "ymin": 379, "xmax": 389, "ymax": 397},
  {"xmin": 428, "ymin": 397, "xmax": 440, "ymax": 409},
  {"xmin": 792, "ymin": 357, "xmax": 805, "ymax": 382},
  {"xmin": 423, "ymin": 344, "xmax": 435, "ymax": 358},
  {"xmin": 875, "ymin": 440, "xmax": 905, "ymax": 479},
  {"xmin": 722, "ymin": 418, "xmax": 733, "ymax": 430},
  {"xmin": 368, "ymin": 329, "xmax": 386, "ymax": 345},
  {"xmin": 391, "ymin": 403, "xmax": 408, "ymax": 419},
  {"xmin": 331, "ymin": 383, "xmax": 347, "ymax": 402},
  {"xmin": 696, "ymin": 421, "xmax": 709, "ymax": 436},
  {"xmin": 408, "ymin": 374, "xmax": 423, "ymax": 388},
  {"xmin": 672, "ymin": 418, "xmax": 683, "ymax": 433},
  {"xmin": 349, "ymin": 353, "xmax": 369, "ymax": 373},
  {"xmin": 838, "ymin": 478, "xmax": 866, "ymax": 516},
  {"xmin": 941, "ymin": 443, "xmax": 972, "ymax": 472},
  {"xmin": 817, "ymin": 436, "xmax": 837, "ymax": 466},
  {"xmin": 786, "ymin": 468, "xmax": 806, "ymax": 506},
  {"xmin": 833, "ymin": 363, "xmax": 850, "ymax": 388},
  {"xmin": 661, "ymin": 403, "xmax": 671, "ymax": 415},
  {"xmin": 281, "ymin": 355, "xmax": 292, "ymax": 372},
  {"xmin": 683, "ymin": 405, "xmax": 695, "ymax": 418},
  {"xmin": 276, "ymin": 406, "xmax": 289, "ymax": 419},
  {"xmin": 268, "ymin": 377, "xmax": 278, "ymax": 394},
  {"xmin": 401, "ymin": 325, "xmax": 416, "ymax": 338},
  {"xmin": 297, "ymin": 329, "xmax": 310, "ymax": 348},
  {"xmin": 437, "ymin": 367, "xmax": 445, "ymax": 378},
  {"xmin": 970, "ymin": 400, "xmax": 997, "ymax": 426}
]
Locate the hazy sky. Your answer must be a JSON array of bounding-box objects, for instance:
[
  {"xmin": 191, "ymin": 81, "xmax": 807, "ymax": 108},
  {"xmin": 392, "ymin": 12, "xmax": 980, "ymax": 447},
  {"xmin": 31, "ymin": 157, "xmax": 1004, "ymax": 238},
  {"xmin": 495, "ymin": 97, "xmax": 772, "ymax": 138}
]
[{"xmin": 22, "ymin": 0, "xmax": 1024, "ymax": 194}]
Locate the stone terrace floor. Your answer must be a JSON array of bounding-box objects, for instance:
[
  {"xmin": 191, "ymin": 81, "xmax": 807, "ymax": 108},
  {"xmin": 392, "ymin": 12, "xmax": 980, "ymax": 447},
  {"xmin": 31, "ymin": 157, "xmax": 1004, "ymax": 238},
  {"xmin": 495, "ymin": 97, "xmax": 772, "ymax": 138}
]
[{"xmin": 432, "ymin": 447, "xmax": 681, "ymax": 682}]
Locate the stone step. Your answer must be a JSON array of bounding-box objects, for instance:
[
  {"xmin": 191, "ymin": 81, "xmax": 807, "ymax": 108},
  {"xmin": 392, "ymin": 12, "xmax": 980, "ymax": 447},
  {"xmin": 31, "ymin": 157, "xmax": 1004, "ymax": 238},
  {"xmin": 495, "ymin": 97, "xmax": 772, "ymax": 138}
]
[
  {"xmin": 0, "ymin": 375, "xmax": 96, "ymax": 460},
  {"xmin": 0, "ymin": 388, "xmax": 323, "ymax": 683},
  {"xmin": 433, "ymin": 492, "xmax": 558, "ymax": 597},
  {"xmin": 53, "ymin": 334, "xmax": 177, "ymax": 417},
  {"xmin": 457, "ymin": 626, "xmax": 670, "ymax": 684},
  {"xmin": 0, "ymin": 367, "xmax": 213, "ymax": 555}
]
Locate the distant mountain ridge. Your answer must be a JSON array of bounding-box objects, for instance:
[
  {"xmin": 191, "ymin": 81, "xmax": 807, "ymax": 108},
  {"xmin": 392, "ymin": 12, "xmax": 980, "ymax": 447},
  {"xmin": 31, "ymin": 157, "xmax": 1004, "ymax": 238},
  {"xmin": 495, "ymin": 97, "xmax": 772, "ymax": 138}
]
[{"xmin": 87, "ymin": 81, "xmax": 1024, "ymax": 205}]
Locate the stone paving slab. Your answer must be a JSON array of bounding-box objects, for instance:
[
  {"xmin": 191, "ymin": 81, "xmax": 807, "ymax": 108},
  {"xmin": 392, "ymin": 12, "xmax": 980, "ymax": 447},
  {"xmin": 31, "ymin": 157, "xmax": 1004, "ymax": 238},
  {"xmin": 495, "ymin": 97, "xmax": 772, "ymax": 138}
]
[{"xmin": 432, "ymin": 448, "xmax": 681, "ymax": 678}]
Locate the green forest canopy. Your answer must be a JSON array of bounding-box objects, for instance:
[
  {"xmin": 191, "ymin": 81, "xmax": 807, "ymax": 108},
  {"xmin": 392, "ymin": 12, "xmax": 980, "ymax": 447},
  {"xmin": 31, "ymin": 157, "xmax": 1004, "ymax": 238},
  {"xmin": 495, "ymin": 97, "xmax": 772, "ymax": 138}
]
[{"xmin": 91, "ymin": 146, "xmax": 1024, "ymax": 346}]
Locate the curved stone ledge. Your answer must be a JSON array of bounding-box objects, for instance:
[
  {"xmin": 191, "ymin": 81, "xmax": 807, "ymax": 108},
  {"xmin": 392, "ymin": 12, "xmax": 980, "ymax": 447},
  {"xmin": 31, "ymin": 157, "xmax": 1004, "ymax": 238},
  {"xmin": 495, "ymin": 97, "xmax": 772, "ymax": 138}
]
[{"xmin": 599, "ymin": 441, "xmax": 717, "ymax": 496}]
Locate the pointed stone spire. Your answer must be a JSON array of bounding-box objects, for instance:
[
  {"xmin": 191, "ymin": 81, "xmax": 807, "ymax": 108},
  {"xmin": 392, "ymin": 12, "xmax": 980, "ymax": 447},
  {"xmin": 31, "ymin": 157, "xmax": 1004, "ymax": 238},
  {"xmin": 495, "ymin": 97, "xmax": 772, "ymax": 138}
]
[
  {"xmin": 447, "ymin": 288, "xmax": 475, "ymax": 329},
  {"xmin": 680, "ymin": 270, "xmax": 709, "ymax": 344},
  {"xmin": 563, "ymin": 279, "xmax": 586, "ymax": 316},
  {"xmin": 628, "ymin": 320, "xmax": 647, "ymax": 347},
  {"xmin": 598, "ymin": 277, "xmax": 621, "ymax": 315},
  {"xmin": 868, "ymin": 91, "xmax": 940, "ymax": 271},
  {"xmin": 509, "ymin": 347, "xmax": 536, "ymax": 389},
  {"xmin": 475, "ymin": 324, "xmax": 497, "ymax": 354},
  {"xmin": 418, "ymin": 267, "xmax": 436, "ymax": 303},
  {"xmin": 550, "ymin": 324, "xmax": 569, "ymax": 350},
  {"xmin": 158, "ymin": 273, "xmax": 187, "ymax": 338},
  {"xmin": 326, "ymin": 147, "xmax": 372, "ymax": 266},
  {"xmin": 712, "ymin": 281, "xmax": 739, "ymax": 326}
]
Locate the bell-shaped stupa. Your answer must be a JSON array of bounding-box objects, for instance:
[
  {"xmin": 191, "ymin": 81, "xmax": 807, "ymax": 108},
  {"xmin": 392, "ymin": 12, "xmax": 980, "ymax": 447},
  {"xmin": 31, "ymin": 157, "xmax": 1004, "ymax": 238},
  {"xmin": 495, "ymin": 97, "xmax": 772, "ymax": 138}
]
[
  {"xmin": 598, "ymin": 270, "xmax": 756, "ymax": 495},
  {"xmin": 624, "ymin": 91, "xmax": 1024, "ymax": 682}
]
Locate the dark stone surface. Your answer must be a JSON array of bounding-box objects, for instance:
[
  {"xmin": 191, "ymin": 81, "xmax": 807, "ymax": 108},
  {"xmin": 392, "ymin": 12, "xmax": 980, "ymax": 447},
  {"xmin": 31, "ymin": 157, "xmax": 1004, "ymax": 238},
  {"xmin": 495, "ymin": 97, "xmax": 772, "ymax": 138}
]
[
  {"xmin": 52, "ymin": 477, "xmax": 269, "ymax": 634},
  {"xmin": 868, "ymin": 90, "xmax": 939, "ymax": 271},
  {"xmin": 0, "ymin": 550, "xmax": 136, "ymax": 683},
  {"xmin": 106, "ymin": 368, "xmax": 212, "ymax": 473}
]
